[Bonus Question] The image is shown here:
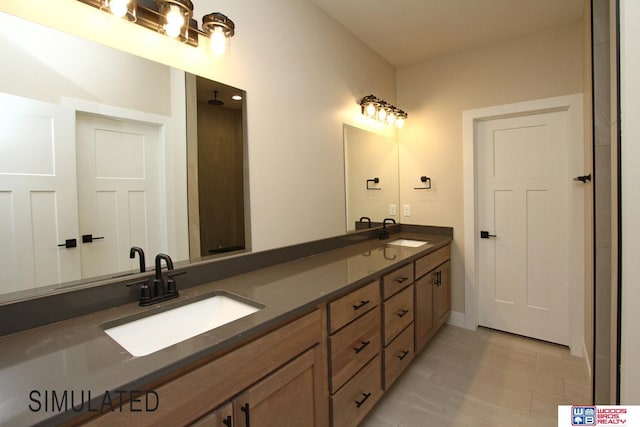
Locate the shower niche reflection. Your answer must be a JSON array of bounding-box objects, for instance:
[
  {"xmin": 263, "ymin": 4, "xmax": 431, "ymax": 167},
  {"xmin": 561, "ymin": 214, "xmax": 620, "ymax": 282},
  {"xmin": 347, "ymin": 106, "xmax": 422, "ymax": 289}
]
[{"xmin": 186, "ymin": 74, "xmax": 248, "ymax": 258}]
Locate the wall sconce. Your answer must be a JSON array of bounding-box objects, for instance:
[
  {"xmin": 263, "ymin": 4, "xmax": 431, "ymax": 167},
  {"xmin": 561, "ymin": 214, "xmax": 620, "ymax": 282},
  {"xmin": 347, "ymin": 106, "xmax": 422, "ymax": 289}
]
[
  {"xmin": 359, "ymin": 94, "xmax": 408, "ymax": 128},
  {"xmin": 78, "ymin": 0, "xmax": 235, "ymax": 54}
]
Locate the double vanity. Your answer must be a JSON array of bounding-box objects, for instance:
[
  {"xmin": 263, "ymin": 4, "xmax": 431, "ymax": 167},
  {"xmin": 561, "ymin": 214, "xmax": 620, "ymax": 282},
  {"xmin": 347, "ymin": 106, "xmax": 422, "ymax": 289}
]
[{"xmin": 0, "ymin": 225, "xmax": 452, "ymax": 426}]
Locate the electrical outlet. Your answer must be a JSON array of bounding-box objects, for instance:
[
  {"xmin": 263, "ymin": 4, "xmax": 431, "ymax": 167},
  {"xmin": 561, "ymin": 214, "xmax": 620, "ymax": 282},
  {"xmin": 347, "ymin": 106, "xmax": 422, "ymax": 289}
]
[
  {"xmin": 403, "ymin": 204, "xmax": 411, "ymax": 216},
  {"xmin": 389, "ymin": 204, "xmax": 397, "ymax": 215}
]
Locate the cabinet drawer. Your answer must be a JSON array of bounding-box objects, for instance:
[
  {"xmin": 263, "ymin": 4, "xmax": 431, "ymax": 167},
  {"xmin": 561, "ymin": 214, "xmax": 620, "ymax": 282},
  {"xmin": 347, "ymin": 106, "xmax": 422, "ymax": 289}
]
[
  {"xmin": 328, "ymin": 280, "xmax": 380, "ymax": 333},
  {"xmin": 382, "ymin": 263, "xmax": 413, "ymax": 299},
  {"xmin": 383, "ymin": 323, "xmax": 414, "ymax": 389},
  {"xmin": 383, "ymin": 285, "xmax": 414, "ymax": 345},
  {"xmin": 415, "ymin": 245, "xmax": 451, "ymax": 280},
  {"xmin": 329, "ymin": 306, "xmax": 381, "ymax": 393},
  {"xmin": 331, "ymin": 355, "xmax": 382, "ymax": 427}
]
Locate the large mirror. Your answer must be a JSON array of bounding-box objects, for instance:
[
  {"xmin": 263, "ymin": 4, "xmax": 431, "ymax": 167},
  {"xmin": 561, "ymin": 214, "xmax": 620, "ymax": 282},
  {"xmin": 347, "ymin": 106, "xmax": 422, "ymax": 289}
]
[
  {"xmin": 343, "ymin": 124, "xmax": 399, "ymax": 231},
  {"xmin": 0, "ymin": 11, "xmax": 248, "ymax": 301}
]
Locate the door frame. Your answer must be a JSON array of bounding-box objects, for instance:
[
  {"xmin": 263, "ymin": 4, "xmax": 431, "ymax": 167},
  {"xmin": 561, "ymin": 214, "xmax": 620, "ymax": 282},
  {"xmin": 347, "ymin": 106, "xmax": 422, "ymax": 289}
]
[
  {"xmin": 61, "ymin": 90, "xmax": 190, "ymax": 264},
  {"xmin": 462, "ymin": 93, "xmax": 585, "ymax": 356}
]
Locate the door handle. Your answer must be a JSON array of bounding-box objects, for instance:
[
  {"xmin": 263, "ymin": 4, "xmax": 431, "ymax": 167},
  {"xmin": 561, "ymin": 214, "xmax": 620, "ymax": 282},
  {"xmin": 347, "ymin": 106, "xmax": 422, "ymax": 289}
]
[
  {"xmin": 57, "ymin": 238, "xmax": 77, "ymax": 249},
  {"xmin": 480, "ymin": 231, "xmax": 497, "ymax": 239},
  {"xmin": 82, "ymin": 234, "xmax": 104, "ymax": 243},
  {"xmin": 574, "ymin": 173, "xmax": 591, "ymax": 183}
]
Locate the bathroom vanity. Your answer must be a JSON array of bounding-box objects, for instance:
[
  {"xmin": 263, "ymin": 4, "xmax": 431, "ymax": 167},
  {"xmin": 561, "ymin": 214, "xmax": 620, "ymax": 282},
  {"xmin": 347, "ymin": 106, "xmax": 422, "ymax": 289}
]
[{"xmin": 0, "ymin": 225, "xmax": 452, "ymax": 426}]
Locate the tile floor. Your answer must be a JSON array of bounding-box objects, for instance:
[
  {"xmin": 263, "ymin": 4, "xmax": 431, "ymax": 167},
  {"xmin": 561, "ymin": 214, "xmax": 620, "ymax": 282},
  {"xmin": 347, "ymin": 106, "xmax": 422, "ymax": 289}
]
[{"xmin": 362, "ymin": 325, "xmax": 591, "ymax": 427}]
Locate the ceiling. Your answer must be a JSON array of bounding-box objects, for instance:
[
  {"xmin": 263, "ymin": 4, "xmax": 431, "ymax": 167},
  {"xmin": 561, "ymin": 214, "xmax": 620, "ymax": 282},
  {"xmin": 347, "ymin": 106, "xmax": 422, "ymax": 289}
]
[{"xmin": 310, "ymin": 0, "xmax": 585, "ymax": 68}]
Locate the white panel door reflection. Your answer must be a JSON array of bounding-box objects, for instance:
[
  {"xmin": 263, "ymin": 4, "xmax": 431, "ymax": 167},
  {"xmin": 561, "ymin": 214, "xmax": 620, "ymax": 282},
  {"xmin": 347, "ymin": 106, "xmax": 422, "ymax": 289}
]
[
  {"xmin": 76, "ymin": 113, "xmax": 166, "ymax": 278},
  {"xmin": 0, "ymin": 92, "xmax": 80, "ymax": 292}
]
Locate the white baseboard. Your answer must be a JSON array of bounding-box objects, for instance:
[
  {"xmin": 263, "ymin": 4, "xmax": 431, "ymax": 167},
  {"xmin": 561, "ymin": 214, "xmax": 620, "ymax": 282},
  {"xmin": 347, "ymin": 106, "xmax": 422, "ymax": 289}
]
[{"xmin": 447, "ymin": 311, "xmax": 465, "ymax": 328}]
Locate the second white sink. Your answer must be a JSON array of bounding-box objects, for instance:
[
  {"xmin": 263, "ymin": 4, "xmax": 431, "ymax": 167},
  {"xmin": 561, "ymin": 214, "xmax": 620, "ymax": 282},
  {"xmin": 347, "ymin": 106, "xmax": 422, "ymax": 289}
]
[
  {"xmin": 388, "ymin": 239, "xmax": 430, "ymax": 247},
  {"xmin": 104, "ymin": 293, "xmax": 262, "ymax": 357}
]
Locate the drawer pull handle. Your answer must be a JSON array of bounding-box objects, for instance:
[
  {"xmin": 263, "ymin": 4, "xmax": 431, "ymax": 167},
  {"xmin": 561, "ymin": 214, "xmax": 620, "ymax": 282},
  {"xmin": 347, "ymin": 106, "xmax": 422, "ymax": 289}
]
[
  {"xmin": 398, "ymin": 350, "xmax": 410, "ymax": 360},
  {"xmin": 353, "ymin": 340, "xmax": 371, "ymax": 354},
  {"xmin": 241, "ymin": 403, "xmax": 250, "ymax": 427},
  {"xmin": 355, "ymin": 392, "xmax": 372, "ymax": 408},
  {"xmin": 223, "ymin": 415, "xmax": 232, "ymax": 427},
  {"xmin": 395, "ymin": 276, "xmax": 409, "ymax": 284},
  {"xmin": 353, "ymin": 300, "xmax": 370, "ymax": 310},
  {"xmin": 396, "ymin": 309, "xmax": 410, "ymax": 318}
]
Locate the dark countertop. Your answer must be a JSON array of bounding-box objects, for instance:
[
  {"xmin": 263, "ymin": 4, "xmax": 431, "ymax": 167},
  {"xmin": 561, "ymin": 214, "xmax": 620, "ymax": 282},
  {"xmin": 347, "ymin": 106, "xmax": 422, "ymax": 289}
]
[{"xmin": 0, "ymin": 230, "xmax": 451, "ymax": 426}]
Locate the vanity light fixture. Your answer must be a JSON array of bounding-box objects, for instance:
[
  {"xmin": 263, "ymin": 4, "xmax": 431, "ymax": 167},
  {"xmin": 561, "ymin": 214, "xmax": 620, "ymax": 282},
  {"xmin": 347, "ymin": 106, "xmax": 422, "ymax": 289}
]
[
  {"xmin": 202, "ymin": 12, "xmax": 235, "ymax": 55},
  {"xmin": 359, "ymin": 95, "xmax": 407, "ymax": 128},
  {"xmin": 77, "ymin": 0, "xmax": 236, "ymax": 54}
]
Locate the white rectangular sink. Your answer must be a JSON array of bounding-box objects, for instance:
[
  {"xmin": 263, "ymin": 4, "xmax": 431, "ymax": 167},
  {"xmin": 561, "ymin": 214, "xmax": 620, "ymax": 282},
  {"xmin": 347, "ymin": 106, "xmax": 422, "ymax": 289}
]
[
  {"xmin": 387, "ymin": 239, "xmax": 430, "ymax": 248},
  {"xmin": 104, "ymin": 293, "xmax": 262, "ymax": 357}
]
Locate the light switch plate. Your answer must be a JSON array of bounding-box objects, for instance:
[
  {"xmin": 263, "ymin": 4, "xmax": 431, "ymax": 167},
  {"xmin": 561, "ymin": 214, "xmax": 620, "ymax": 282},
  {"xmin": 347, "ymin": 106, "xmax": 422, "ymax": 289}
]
[{"xmin": 403, "ymin": 204, "xmax": 411, "ymax": 216}]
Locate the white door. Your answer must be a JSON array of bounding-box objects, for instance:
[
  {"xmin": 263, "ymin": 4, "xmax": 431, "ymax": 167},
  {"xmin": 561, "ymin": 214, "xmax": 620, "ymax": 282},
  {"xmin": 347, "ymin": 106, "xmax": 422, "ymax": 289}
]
[
  {"xmin": 477, "ymin": 110, "xmax": 570, "ymax": 345},
  {"xmin": 75, "ymin": 113, "xmax": 166, "ymax": 278},
  {"xmin": 0, "ymin": 93, "xmax": 81, "ymax": 292}
]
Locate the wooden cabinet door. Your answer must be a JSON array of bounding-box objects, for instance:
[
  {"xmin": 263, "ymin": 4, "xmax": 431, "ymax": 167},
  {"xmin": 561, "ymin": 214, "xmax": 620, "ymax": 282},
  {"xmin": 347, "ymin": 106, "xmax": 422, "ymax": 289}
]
[
  {"xmin": 414, "ymin": 271, "xmax": 434, "ymax": 353},
  {"xmin": 233, "ymin": 347, "xmax": 319, "ymax": 427},
  {"xmin": 433, "ymin": 261, "xmax": 451, "ymax": 327},
  {"xmin": 190, "ymin": 402, "xmax": 233, "ymax": 427}
]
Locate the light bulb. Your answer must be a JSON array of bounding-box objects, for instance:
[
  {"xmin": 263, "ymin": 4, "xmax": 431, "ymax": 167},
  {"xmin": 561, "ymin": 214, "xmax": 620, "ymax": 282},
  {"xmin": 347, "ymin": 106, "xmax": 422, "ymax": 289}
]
[
  {"xmin": 109, "ymin": 0, "xmax": 129, "ymax": 18},
  {"xmin": 210, "ymin": 26, "xmax": 228, "ymax": 55},
  {"xmin": 396, "ymin": 117, "xmax": 404, "ymax": 128},
  {"xmin": 365, "ymin": 103, "xmax": 376, "ymax": 117},
  {"xmin": 386, "ymin": 112, "xmax": 396, "ymax": 125},
  {"xmin": 377, "ymin": 108, "xmax": 387, "ymax": 122},
  {"xmin": 164, "ymin": 5, "xmax": 185, "ymax": 38}
]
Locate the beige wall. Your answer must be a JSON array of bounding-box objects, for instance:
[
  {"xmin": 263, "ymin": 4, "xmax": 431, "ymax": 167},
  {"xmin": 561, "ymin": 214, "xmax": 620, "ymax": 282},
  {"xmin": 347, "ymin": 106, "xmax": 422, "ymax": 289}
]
[
  {"xmin": 397, "ymin": 21, "xmax": 584, "ymax": 314},
  {"xmin": 0, "ymin": 0, "xmax": 396, "ymax": 252}
]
